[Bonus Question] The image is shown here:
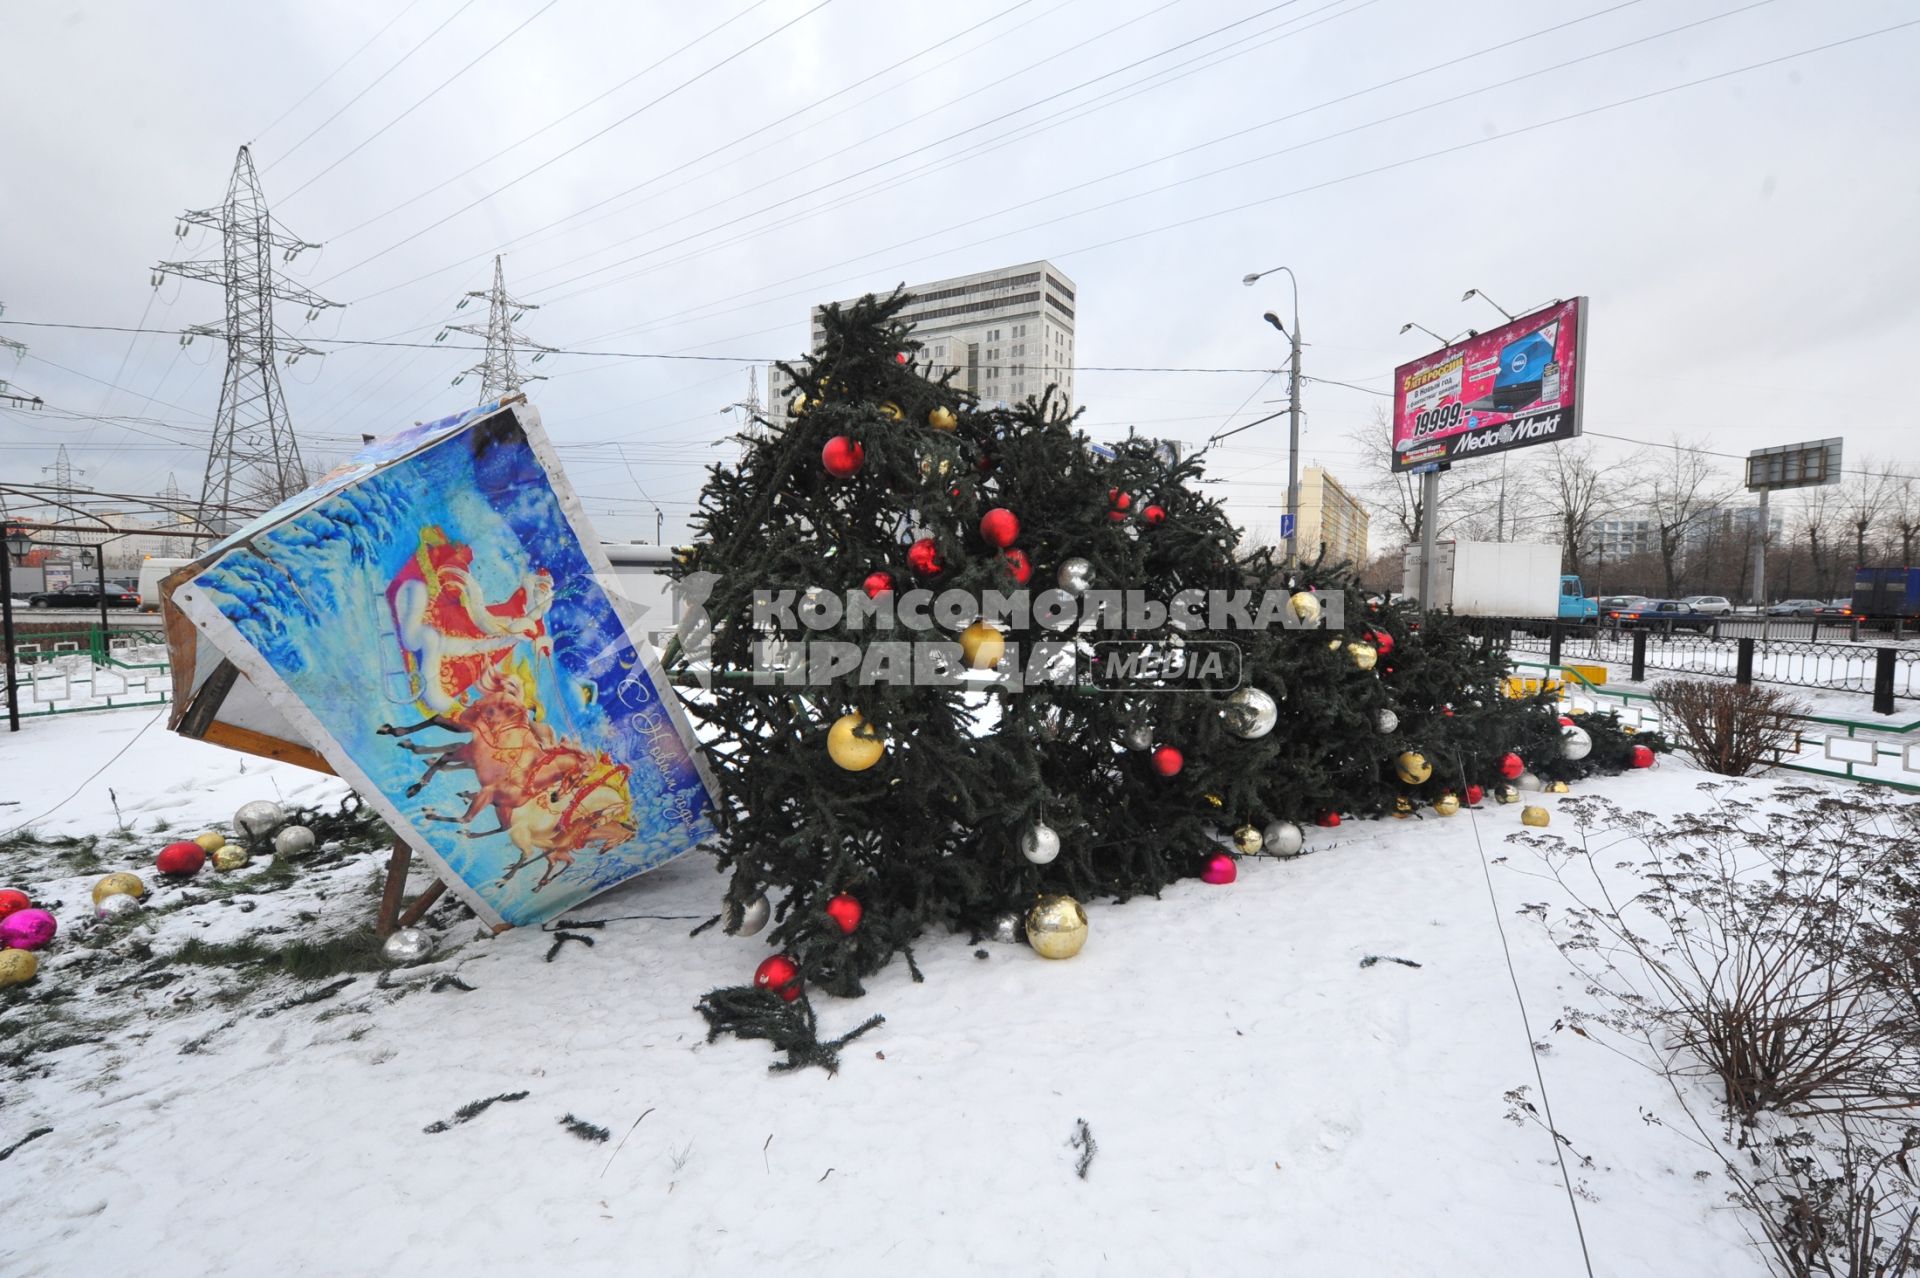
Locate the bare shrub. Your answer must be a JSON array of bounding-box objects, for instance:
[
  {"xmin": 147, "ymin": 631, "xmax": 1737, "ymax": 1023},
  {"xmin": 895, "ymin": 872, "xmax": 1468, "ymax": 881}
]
[{"xmin": 1652, "ymin": 678, "xmax": 1807, "ymax": 776}]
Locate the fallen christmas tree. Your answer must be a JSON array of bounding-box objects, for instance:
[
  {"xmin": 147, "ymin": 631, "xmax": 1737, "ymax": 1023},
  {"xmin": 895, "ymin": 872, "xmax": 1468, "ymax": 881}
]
[{"xmin": 672, "ymin": 291, "xmax": 1666, "ymax": 1071}]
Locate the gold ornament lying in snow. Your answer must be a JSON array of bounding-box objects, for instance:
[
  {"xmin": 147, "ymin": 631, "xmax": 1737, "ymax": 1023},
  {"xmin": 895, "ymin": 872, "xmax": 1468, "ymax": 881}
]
[
  {"xmin": 1521, "ymin": 805, "xmax": 1551, "ymax": 828},
  {"xmin": 1026, "ymin": 894, "xmax": 1089, "ymax": 960},
  {"xmin": 1433, "ymin": 793, "xmax": 1461, "ymax": 817}
]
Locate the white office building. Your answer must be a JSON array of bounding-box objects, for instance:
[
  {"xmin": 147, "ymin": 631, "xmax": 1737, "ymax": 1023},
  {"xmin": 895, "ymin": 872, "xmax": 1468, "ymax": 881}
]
[{"xmin": 768, "ymin": 261, "xmax": 1077, "ymax": 421}]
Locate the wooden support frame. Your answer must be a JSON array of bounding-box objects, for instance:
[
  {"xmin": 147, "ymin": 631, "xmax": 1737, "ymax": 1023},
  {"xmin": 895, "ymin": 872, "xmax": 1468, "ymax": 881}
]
[{"xmin": 373, "ymin": 841, "xmax": 457, "ymax": 937}]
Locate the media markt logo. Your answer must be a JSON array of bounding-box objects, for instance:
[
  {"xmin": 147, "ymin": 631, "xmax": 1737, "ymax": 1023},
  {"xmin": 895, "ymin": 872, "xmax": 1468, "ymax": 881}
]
[{"xmin": 1449, "ymin": 409, "xmax": 1564, "ymax": 457}]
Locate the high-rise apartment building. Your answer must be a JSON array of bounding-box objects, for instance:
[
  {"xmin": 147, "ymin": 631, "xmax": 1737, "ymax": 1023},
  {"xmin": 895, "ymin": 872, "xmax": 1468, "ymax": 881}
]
[
  {"xmin": 767, "ymin": 261, "xmax": 1076, "ymax": 421},
  {"xmin": 1297, "ymin": 467, "xmax": 1369, "ymax": 567}
]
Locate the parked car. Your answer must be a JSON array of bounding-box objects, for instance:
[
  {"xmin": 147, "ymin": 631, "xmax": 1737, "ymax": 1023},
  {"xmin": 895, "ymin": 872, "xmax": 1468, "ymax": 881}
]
[
  {"xmin": 1765, "ymin": 599, "xmax": 1822, "ymax": 617},
  {"xmin": 25, "ymin": 583, "xmax": 141, "ymax": 610},
  {"xmin": 1682, "ymin": 595, "xmax": 1734, "ymax": 616},
  {"xmin": 1614, "ymin": 599, "xmax": 1717, "ymax": 632}
]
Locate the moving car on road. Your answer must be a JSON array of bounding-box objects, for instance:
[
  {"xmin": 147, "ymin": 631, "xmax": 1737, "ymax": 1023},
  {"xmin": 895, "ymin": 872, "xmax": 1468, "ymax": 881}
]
[
  {"xmin": 1683, "ymin": 595, "xmax": 1734, "ymax": 616},
  {"xmin": 25, "ymin": 582, "xmax": 141, "ymax": 610},
  {"xmin": 1765, "ymin": 599, "xmax": 1823, "ymax": 618},
  {"xmin": 1815, "ymin": 599, "xmax": 1854, "ymax": 619},
  {"xmin": 1614, "ymin": 599, "xmax": 1717, "ymax": 632}
]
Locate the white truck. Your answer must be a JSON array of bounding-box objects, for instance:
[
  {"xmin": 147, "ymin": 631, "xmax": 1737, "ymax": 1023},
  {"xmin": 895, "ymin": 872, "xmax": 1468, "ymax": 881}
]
[{"xmin": 1401, "ymin": 540, "xmax": 1596, "ymax": 624}]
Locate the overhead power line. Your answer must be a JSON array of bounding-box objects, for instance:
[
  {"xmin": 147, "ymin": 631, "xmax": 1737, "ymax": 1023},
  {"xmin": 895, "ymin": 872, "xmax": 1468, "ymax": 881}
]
[{"xmin": 254, "ymin": 0, "xmax": 431, "ymax": 145}]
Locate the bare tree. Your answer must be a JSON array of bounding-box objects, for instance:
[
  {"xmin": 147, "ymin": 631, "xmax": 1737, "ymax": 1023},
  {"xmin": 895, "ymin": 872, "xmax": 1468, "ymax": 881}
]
[
  {"xmin": 1797, "ymin": 484, "xmax": 1848, "ymax": 601},
  {"xmin": 1887, "ymin": 473, "xmax": 1920, "ymax": 566},
  {"xmin": 1350, "ymin": 406, "xmax": 1504, "ymax": 551},
  {"xmin": 1539, "ymin": 440, "xmax": 1636, "ymax": 577},
  {"xmin": 1642, "ymin": 436, "xmax": 1736, "ymax": 597},
  {"xmin": 1841, "ymin": 457, "xmax": 1895, "ymax": 568}
]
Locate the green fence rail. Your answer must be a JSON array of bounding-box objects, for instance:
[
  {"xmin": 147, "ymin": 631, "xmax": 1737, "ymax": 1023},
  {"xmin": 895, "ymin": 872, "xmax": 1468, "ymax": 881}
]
[
  {"xmin": 7, "ymin": 627, "xmax": 172, "ymax": 718},
  {"xmin": 1513, "ymin": 658, "xmax": 1920, "ymax": 793}
]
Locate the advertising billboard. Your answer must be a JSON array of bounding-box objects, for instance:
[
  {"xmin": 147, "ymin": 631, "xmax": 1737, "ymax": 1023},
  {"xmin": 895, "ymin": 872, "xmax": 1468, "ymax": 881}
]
[{"xmin": 1391, "ymin": 297, "xmax": 1587, "ymax": 472}]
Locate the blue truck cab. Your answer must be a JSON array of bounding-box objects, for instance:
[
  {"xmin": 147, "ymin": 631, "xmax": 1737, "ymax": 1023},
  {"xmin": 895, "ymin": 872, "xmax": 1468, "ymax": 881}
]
[{"xmin": 1558, "ymin": 574, "xmax": 1597, "ymax": 622}]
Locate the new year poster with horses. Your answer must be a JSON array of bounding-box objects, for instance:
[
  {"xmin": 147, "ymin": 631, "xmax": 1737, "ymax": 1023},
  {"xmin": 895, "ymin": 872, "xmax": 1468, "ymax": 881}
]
[{"xmin": 167, "ymin": 401, "xmax": 718, "ymax": 928}]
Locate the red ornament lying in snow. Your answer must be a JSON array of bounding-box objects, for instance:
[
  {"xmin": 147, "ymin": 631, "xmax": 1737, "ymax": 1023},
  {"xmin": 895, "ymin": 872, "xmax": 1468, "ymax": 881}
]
[
  {"xmin": 156, "ymin": 841, "xmax": 207, "ymax": 876},
  {"xmin": 1465, "ymin": 784, "xmax": 1484, "ymax": 806},
  {"xmin": 754, "ymin": 955, "xmax": 803, "ymax": 1002},
  {"xmin": 1497, "ymin": 752, "xmax": 1525, "ymax": 780},
  {"xmin": 1630, "ymin": 744, "xmax": 1655, "ymax": 769},
  {"xmin": 1316, "ymin": 811, "xmax": 1342, "ymax": 828}
]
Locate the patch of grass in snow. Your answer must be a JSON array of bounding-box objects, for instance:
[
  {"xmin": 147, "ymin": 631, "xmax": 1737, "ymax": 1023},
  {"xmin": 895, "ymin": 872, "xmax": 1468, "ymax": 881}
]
[{"xmin": 172, "ymin": 927, "xmax": 387, "ymax": 982}]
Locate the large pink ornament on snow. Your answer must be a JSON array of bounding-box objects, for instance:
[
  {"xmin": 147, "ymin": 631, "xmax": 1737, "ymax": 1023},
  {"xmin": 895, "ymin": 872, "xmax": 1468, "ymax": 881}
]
[
  {"xmin": 1, "ymin": 908, "xmax": 58, "ymax": 951},
  {"xmin": 1200, "ymin": 854, "xmax": 1237, "ymax": 885}
]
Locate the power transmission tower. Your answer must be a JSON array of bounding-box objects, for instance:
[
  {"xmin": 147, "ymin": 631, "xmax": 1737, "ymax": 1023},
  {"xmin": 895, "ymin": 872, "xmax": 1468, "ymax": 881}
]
[
  {"xmin": 722, "ymin": 364, "xmax": 765, "ymax": 459},
  {"xmin": 159, "ymin": 472, "xmax": 189, "ymax": 558},
  {"xmin": 154, "ymin": 144, "xmax": 339, "ymax": 528},
  {"xmin": 446, "ymin": 255, "xmax": 553, "ymax": 406},
  {"xmin": 41, "ymin": 445, "xmax": 84, "ymax": 544},
  {"xmin": 0, "ymin": 301, "xmax": 43, "ymax": 409}
]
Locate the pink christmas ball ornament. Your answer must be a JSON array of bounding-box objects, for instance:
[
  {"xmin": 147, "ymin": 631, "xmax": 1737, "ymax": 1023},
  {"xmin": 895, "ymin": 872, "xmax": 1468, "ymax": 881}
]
[
  {"xmin": 1, "ymin": 908, "xmax": 58, "ymax": 951},
  {"xmin": 1200, "ymin": 854, "xmax": 1238, "ymax": 885}
]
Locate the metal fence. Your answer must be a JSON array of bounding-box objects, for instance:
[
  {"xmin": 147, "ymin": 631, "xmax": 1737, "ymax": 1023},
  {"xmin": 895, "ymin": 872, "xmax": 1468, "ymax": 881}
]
[
  {"xmin": 6, "ymin": 627, "xmax": 172, "ymax": 718},
  {"xmin": 1466, "ymin": 619, "xmax": 1920, "ymax": 709}
]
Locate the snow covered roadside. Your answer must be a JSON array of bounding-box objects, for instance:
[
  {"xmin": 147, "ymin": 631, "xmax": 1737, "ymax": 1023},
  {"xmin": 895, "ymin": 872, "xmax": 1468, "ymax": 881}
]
[{"xmin": 0, "ymin": 708, "xmax": 1781, "ymax": 1275}]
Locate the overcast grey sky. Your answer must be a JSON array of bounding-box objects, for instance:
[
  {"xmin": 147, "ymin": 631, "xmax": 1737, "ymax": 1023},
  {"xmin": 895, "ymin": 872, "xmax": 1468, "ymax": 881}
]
[{"xmin": 3, "ymin": 0, "xmax": 1917, "ymax": 545}]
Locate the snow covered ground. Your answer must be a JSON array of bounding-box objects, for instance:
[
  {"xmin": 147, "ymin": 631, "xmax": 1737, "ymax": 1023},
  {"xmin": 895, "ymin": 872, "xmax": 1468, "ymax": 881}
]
[{"xmin": 0, "ymin": 706, "xmax": 1830, "ymax": 1275}]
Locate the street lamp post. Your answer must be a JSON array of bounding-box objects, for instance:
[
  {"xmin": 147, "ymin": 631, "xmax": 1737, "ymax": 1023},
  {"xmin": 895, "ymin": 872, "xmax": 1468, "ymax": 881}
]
[
  {"xmin": 3, "ymin": 524, "xmax": 32, "ymax": 733},
  {"xmin": 1243, "ymin": 267, "xmax": 1301, "ymax": 565}
]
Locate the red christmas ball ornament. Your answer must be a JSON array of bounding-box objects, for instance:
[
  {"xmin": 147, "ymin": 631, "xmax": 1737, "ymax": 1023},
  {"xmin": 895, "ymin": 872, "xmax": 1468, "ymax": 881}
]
[
  {"xmin": 894, "ymin": 350, "xmax": 910, "ymax": 365},
  {"xmin": 1107, "ymin": 488, "xmax": 1133, "ymax": 522},
  {"xmin": 1630, "ymin": 744, "xmax": 1655, "ymax": 769},
  {"xmin": 907, "ymin": 537, "xmax": 942, "ymax": 578},
  {"xmin": 753, "ymin": 955, "xmax": 803, "ymax": 1003},
  {"xmin": 1142, "ymin": 504, "xmax": 1167, "ymax": 527},
  {"xmin": 1200, "ymin": 853, "xmax": 1237, "ymax": 885},
  {"xmin": 1003, "ymin": 548, "xmax": 1033, "ymax": 584},
  {"xmin": 1557, "ymin": 715, "xmax": 1575, "ymax": 727},
  {"xmin": 1150, "ymin": 745, "xmax": 1184, "ymax": 777},
  {"xmin": 979, "ymin": 507, "xmax": 1020, "ymax": 549},
  {"xmin": 1369, "ymin": 629, "xmax": 1395, "ymax": 657},
  {"xmin": 1465, "ymin": 784, "xmax": 1485, "ymax": 806},
  {"xmin": 1443, "ymin": 707, "xmax": 1455, "ymax": 717},
  {"xmin": 156, "ymin": 841, "xmax": 207, "ymax": 877},
  {"xmin": 821, "ymin": 435, "xmax": 865, "ymax": 479},
  {"xmin": 1316, "ymin": 811, "xmax": 1342, "ymax": 828},
  {"xmin": 1497, "ymin": 752, "xmax": 1525, "ymax": 780},
  {"xmin": 825, "ymin": 893, "xmax": 863, "ymax": 934},
  {"xmin": 0, "ymin": 889, "xmax": 30, "ymax": 920},
  {"xmin": 863, "ymin": 570, "xmax": 894, "ymax": 599}
]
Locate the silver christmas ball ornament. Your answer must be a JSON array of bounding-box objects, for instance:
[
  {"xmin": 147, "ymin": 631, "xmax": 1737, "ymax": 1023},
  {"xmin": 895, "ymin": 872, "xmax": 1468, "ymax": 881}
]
[
  {"xmin": 1375, "ymin": 707, "xmax": 1398, "ymax": 735},
  {"xmin": 1517, "ymin": 771, "xmax": 1545, "ymax": 792},
  {"xmin": 1020, "ymin": 821, "xmax": 1062, "ymax": 865},
  {"xmin": 990, "ymin": 912, "xmax": 1025, "ymax": 945},
  {"xmin": 725, "ymin": 892, "xmax": 771, "ymax": 937},
  {"xmin": 1056, "ymin": 557, "xmax": 1094, "ymax": 594},
  {"xmin": 381, "ymin": 927, "xmax": 434, "ymax": 965},
  {"xmin": 233, "ymin": 800, "xmax": 287, "ymax": 839},
  {"xmin": 1262, "ymin": 820, "xmax": 1304, "ymax": 857},
  {"xmin": 272, "ymin": 825, "xmax": 316, "ymax": 858},
  {"xmin": 1221, "ymin": 687, "xmax": 1278, "ymax": 740},
  {"xmin": 1120, "ymin": 722, "xmax": 1155, "ymax": 752},
  {"xmin": 95, "ymin": 892, "xmax": 143, "ymax": 921},
  {"xmin": 1561, "ymin": 725, "xmax": 1592, "ymax": 761}
]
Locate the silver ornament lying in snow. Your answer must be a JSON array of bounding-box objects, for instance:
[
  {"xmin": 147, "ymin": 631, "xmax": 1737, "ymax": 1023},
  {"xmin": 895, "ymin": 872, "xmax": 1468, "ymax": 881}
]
[
  {"xmin": 1517, "ymin": 772, "xmax": 1545, "ymax": 792},
  {"xmin": 726, "ymin": 892, "xmax": 771, "ymax": 937},
  {"xmin": 382, "ymin": 927, "xmax": 434, "ymax": 965},
  {"xmin": 1561, "ymin": 725, "xmax": 1592, "ymax": 761},
  {"xmin": 233, "ymin": 800, "xmax": 286, "ymax": 839},
  {"xmin": 1221, "ymin": 687, "xmax": 1278, "ymax": 739},
  {"xmin": 272, "ymin": 825, "xmax": 316, "ymax": 857},
  {"xmin": 1020, "ymin": 822, "xmax": 1061, "ymax": 865},
  {"xmin": 95, "ymin": 893, "xmax": 143, "ymax": 921},
  {"xmin": 990, "ymin": 912, "xmax": 1025, "ymax": 944},
  {"xmin": 1262, "ymin": 821, "xmax": 1304, "ymax": 858}
]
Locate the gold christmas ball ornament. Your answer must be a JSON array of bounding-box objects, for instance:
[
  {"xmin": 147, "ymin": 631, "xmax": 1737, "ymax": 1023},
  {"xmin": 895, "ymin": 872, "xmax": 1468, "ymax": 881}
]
[
  {"xmin": 1347, "ymin": 642, "xmax": 1378, "ymax": 671},
  {"xmin": 193, "ymin": 831, "xmax": 226, "ymax": 853},
  {"xmin": 1290, "ymin": 591, "xmax": 1322, "ymax": 623},
  {"xmin": 927, "ymin": 405, "xmax": 958, "ymax": 431},
  {"xmin": 1622, "ymin": 725, "xmax": 1638, "ymax": 735},
  {"xmin": 91, "ymin": 871, "xmax": 147, "ymax": 905},
  {"xmin": 1393, "ymin": 796, "xmax": 1413, "ymax": 819},
  {"xmin": 827, "ymin": 712, "xmax": 887, "ymax": 771},
  {"xmin": 1433, "ymin": 793, "xmax": 1461, "ymax": 817},
  {"xmin": 1025, "ymin": 894, "xmax": 1088, "ymax": 960},
  {"xmin": 1547, "ymin": 780, "xmax": 1571, "ymax": 794},
  {"xmin": 789, "ymin": 392, "xmax": 809, "ymax": 417},
  {"xmin": 0, "ymin": 949, "xmax": 37, "ymax": 990},
  {"xmin": 1494, "ymin": 784, "xmax": 1521, "ymax": 805},
  {"xmin": 1231, "ymin": 825, "xmax": 1263, "ymax": 855},
  {"xmin": 212, "ymin": 845, "xmax": 251, "ymax": 872},
  {"xmin": 878, "ymin": 400, "xmax": 904, "ymax": 422},
  {"xmin": 958, "ymin": 621, "xmax": 1005, "ymax": 671},
  {"xmin": 1394, "ymin": 751, "xmax": 1433, "ymax": 785},
  {"xmin": 1521, "ymin": 805, "xmax": 1551, "ymax": 828}
]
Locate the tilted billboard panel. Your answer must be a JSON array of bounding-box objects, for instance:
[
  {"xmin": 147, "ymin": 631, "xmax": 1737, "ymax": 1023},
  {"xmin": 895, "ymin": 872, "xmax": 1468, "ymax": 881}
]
[
  {"xmin": 165, "ymin": 401, "xmax": 718, "ymax": 929},
  {"xmin": 1391, "ymin": 297, "xmax": 1588, "ymax": 472}
]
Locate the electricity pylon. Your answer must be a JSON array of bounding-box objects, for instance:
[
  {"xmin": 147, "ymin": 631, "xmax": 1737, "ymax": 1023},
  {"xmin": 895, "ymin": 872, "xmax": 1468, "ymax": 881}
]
[
  {"xmin": 154, "ymin": 144, "xmax": 339, "ymax": 527},
  {"xmin": 446, "ymin": 255, "xmax": 554, "ymax": 406}
]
